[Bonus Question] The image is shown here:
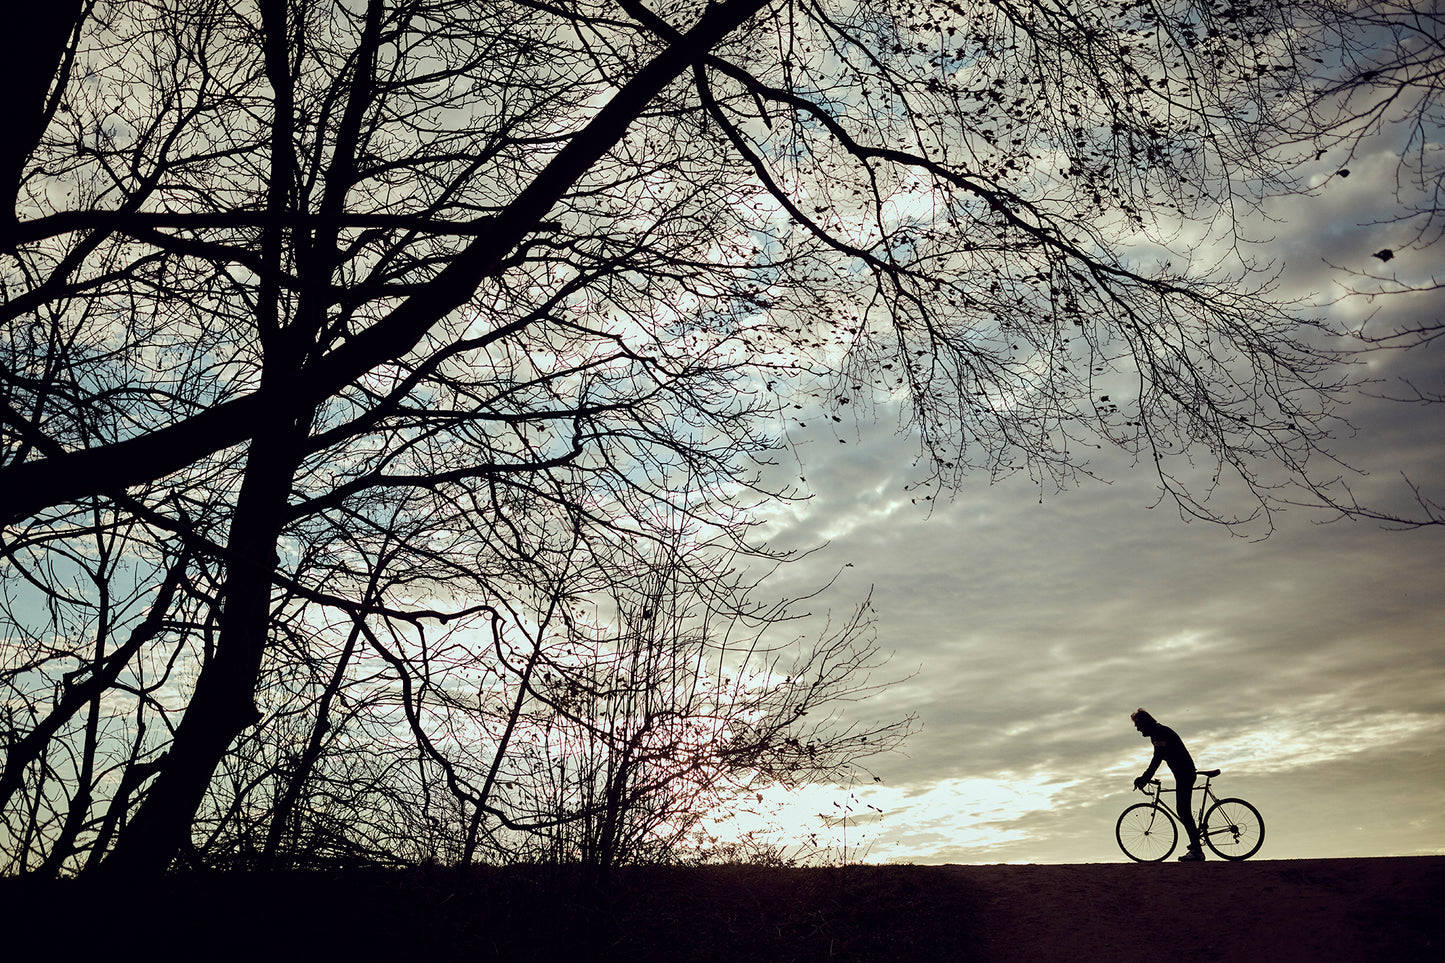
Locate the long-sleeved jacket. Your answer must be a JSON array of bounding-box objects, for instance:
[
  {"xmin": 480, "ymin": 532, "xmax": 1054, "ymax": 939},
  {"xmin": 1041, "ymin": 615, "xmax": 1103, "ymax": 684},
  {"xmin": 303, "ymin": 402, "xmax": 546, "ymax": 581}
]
[{"xmin": 1140, "ymin": 723, "xmax": 1196, "ymax": 780}]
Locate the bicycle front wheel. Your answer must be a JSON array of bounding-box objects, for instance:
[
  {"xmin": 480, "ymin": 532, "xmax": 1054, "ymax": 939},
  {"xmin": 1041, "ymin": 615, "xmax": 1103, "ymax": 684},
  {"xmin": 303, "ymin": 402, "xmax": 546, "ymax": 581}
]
[
  {"xmin": 1202, "ymin": 797, "xmax": 1265, "ymax": 860},
  {"xmin": 1116, "ymin": 803, "xmax": 1178, "ymax": 862}
]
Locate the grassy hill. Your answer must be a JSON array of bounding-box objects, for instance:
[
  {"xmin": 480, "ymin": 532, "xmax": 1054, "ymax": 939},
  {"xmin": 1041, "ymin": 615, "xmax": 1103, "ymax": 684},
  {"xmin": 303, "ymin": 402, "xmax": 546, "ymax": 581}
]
[{"xmin": 2, "ymin": 856, "xmax": 1440, "ymax": 961}]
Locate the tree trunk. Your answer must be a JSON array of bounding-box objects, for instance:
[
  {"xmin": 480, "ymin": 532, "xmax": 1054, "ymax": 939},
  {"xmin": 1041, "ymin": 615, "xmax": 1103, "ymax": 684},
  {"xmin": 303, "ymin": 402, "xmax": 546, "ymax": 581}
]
[
  {"xmin": 0, "ymin": 2, "xmax": 83, "ymax": 245},
  {"xmin": 98, "ymin": 419, "xmax": 304, "ymax": 876}
]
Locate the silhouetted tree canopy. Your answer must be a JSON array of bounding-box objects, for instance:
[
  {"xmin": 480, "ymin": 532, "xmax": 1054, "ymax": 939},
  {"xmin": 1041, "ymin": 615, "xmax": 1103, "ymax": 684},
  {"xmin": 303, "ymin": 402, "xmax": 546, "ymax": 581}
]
[{"xmin": 1, "ymin": 0, "xmax": 1437, "ymax": 875}]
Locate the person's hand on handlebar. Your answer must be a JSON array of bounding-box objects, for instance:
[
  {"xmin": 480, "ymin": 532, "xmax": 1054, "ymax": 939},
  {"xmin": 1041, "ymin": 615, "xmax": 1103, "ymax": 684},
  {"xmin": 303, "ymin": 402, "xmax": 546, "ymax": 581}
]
[{"xmin": 1133, "ymin": 776, "xmax": 1150, "ymax": 791}]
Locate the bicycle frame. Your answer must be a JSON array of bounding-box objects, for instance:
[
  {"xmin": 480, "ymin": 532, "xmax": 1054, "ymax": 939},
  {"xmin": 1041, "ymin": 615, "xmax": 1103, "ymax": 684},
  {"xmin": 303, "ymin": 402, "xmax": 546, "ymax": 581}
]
[{"xmin": 1136, "ymin": 770, "xmax": 1223, "ymax": 830}]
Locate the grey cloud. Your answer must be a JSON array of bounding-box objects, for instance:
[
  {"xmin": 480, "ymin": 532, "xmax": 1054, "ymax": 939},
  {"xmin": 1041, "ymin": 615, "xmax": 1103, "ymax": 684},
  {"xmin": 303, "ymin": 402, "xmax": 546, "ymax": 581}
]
[
  {"xmin": 737, "ymin": 128, "xmax": 1445, "ymax": 862},
  {"xmin": 749, "ymin": 370, "xmax": 1444, "ymax": 859}
]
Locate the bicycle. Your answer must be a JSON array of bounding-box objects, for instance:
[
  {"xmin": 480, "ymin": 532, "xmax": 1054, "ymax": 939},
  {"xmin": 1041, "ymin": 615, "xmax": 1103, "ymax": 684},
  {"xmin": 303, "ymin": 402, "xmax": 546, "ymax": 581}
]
[{"xmin": 1115, "ymin": 768, "xmax": 1265, "ymax": 862}]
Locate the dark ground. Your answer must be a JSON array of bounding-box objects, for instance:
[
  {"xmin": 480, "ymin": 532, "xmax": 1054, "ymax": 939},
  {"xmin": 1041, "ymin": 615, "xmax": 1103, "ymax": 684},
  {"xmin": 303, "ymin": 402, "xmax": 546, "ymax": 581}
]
[{"xmin": 1, "ymin": 856, "xmax": 1439, "ymax": 962}]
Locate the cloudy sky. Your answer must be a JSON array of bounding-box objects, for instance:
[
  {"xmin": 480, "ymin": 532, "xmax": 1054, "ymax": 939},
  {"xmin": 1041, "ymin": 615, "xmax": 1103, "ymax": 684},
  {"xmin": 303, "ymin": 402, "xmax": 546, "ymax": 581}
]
[{"xmin": 706, "ymin": 100, "xmax": 1445, "ymax": 864}]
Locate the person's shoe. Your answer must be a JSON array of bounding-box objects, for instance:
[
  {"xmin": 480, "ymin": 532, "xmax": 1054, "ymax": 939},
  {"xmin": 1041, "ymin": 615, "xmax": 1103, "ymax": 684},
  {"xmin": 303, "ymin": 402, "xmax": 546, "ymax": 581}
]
[{"xmin": 1177, "ymin": 847, "xmax": 1205, "ymax": 862}]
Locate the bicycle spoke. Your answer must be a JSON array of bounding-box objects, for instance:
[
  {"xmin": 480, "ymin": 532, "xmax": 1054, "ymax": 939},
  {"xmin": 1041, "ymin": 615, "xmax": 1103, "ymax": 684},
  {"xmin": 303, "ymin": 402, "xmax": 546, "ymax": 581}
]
[
  {"xmin": 1116, "ymin": 803, "xmax": 1178, "ymax": 862},
  {"xmin": 1202, "ymin": 798, "xmax": 1265, "ymax": 860}
]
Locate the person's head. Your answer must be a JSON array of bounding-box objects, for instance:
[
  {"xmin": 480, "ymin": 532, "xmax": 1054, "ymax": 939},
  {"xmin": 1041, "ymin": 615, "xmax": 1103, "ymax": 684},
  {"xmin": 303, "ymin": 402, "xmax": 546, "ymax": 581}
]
[{"xmin": 1131, "ymin": 708, "xmax": 1157, "ymax": 734}]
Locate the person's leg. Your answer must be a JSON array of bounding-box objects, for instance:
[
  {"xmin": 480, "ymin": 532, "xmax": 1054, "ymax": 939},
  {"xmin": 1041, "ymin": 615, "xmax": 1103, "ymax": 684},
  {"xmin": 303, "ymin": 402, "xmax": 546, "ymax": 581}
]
[{"xmin": 1176, "ymin": 780, "xmax": 1200, "ymax": 851}]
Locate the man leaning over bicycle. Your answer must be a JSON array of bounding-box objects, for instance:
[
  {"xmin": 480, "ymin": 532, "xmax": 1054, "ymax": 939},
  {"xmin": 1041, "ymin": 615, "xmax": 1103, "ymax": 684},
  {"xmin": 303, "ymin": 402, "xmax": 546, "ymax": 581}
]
[{"xmin": 1131, "ymin": 708, "xmax": 1204, "ymax": 861}]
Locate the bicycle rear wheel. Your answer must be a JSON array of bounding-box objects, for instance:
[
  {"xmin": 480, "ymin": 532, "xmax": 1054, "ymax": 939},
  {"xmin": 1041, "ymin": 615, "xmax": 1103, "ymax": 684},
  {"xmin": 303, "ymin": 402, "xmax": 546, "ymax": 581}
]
[
  {"xmin": 1116, "ymin": 803, "xmax": 1178, "ymax": 862},
  {"xmin": 1202, "ymin": 797, "xmax": 1265, "ymax": 860}
]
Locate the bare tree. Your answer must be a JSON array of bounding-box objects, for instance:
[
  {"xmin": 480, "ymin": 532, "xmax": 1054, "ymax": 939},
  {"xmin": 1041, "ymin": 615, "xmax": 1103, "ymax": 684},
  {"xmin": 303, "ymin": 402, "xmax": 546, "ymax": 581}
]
[
  {"xmin": 475, "ymin": 544, "xmax": 911, "ymax": 874},
  {"xmin": 1, "ymin": 1, "xmax": 1421, "ymax": 874}
]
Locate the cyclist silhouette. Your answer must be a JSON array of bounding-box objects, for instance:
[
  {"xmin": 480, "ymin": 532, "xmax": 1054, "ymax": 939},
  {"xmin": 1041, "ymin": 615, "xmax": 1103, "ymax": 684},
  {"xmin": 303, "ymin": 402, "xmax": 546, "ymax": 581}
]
[{"xmin": 1131, "ymin": 708, "xmax": 1204, "ymax": 861}]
